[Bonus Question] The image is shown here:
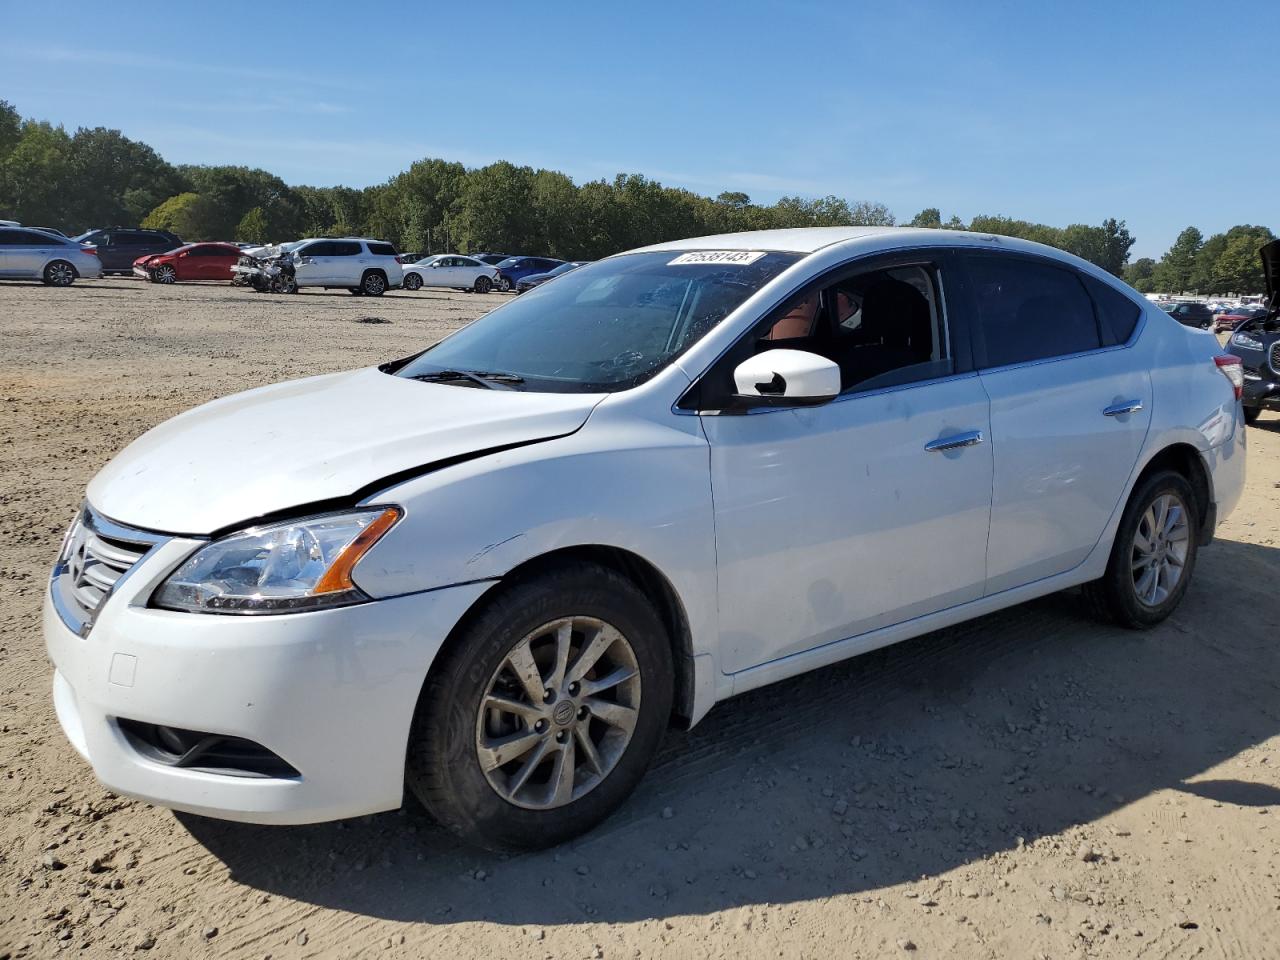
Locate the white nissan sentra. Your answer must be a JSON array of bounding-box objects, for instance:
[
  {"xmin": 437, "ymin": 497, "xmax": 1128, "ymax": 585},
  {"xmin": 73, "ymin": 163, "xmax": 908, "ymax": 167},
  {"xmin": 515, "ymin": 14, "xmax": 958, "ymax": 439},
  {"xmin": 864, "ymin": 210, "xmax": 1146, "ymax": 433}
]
[{"xmin": 46, "ymin": 227, "xmax": 1246, "ymax": 849}]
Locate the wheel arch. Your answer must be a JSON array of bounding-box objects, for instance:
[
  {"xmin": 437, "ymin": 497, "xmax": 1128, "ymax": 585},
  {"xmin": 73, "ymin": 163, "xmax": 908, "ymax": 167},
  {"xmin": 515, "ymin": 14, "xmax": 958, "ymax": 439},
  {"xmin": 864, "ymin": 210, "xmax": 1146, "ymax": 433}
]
[
  {"xmin": 1131, "ymin": 441, "xmax": 1213, "ymax": 542},
  {"xmin": 432, "ymin": 544, "xmax": 698, "ymax": 728}
]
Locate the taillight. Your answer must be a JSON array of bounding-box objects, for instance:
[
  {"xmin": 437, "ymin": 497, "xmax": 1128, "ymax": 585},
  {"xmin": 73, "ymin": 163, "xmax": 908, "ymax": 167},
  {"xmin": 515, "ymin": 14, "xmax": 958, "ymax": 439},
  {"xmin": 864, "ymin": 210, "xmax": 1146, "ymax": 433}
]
[
  {"xmin": 1215, "ymin": 354, "xmax": 1243, "ymax": 400},
  {"xmin": 83, "ymin": 247, "xmax": 98, "ymax": 256}
]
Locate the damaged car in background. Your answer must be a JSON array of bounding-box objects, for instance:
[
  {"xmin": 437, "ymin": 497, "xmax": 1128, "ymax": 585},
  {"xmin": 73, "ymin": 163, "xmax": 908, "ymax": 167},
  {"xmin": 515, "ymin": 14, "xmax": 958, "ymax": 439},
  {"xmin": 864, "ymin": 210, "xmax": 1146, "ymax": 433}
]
[{"xmin": 231, "ymin": 238, "xmax": 403, "ymax": 296}]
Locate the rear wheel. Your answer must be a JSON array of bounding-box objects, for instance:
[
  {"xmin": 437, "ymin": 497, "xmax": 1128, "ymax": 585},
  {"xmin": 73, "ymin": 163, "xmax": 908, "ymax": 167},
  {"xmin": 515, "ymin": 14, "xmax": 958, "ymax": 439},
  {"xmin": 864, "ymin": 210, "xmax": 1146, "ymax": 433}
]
[
  {"xmin": 43, "ymin": 260, "xmax": 76, "ymax": 287},
  {"xmin": 360, "ymin": 270, "xmax": 386, "ymax": 296},
  {"xmin": 1243, "ymin": 405, "xmax": 1261, "ymax": 425},
  {"xmin": 474, "ymin": 275, "xmax": 492, "ymax": 294},
  {"xmin": 403, "ymin": 273, "xmax": 423, "ymax": 291},
  {"xmin": 405, "ymin": 562, "xmax": 673, "ymax": 851},
  {"xmin": 1083, "ymin": 470, "xmax": 1199, "ymax": 628}
]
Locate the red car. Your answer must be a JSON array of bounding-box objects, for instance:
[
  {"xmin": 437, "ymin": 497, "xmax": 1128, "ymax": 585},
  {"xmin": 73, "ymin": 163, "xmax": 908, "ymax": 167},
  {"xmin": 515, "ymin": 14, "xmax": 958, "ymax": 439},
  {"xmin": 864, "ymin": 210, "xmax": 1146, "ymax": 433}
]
[
  {"xmin": 1213, "ymin": 306, "xmax": 1267, "ymax": 333},
  {"xmin": 133, "ymin": 242, "xmax": 242, "ymax": 283}
]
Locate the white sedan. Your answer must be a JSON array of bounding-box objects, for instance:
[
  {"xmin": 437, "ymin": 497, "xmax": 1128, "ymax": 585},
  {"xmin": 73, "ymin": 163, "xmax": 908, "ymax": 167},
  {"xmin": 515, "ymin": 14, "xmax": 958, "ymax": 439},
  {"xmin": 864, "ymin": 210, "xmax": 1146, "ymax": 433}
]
[
  {"xmin": 45, "ymin": 227, "xmax": 1246, "ymax": 851},
  {"xmin": 402, "ymin": 254, "xmax": 498, "ymax": 293}
]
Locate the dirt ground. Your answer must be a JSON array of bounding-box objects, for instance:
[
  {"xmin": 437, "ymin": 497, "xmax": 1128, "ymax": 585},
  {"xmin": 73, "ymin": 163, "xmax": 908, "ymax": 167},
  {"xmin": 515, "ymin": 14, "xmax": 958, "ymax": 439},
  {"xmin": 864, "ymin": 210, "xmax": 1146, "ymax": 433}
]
[{"xmin": 2, "ymin": 278, "xmax": 1279, "ymax": 960}]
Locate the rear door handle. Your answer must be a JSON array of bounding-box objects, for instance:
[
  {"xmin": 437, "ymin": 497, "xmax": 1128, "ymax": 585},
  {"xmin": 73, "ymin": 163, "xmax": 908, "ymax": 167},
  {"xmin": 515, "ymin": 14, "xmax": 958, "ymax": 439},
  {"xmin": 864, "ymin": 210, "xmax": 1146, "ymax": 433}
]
[
  {"xmin": 925, "ymin": 430, "xmax": 984, "ymax": 452},
  {"xmin": 1103, "ymin": 400, "xmax": 1144, "ymax": 417}
]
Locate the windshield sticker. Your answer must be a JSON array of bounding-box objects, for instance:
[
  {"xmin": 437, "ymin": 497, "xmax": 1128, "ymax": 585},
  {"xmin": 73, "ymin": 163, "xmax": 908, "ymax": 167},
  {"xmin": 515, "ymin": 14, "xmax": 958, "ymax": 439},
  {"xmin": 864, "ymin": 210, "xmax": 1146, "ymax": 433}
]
[{"xmin": 668, "ymin": 250, "xmax": 768, "ymax": 266}]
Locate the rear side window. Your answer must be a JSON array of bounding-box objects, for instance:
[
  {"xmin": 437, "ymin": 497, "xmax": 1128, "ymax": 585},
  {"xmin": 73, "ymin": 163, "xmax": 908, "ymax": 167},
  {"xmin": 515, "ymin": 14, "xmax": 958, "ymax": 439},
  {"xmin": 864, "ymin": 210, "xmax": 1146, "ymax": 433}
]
[
  {"xmin": 331, "ymin": 241, "xmax": 362, "ymax": 256},
  {"xmin": 1083, "ymin": 275, "xmax": 1142, "ymax": 345},
  {"xmin": 367, "ymin": 242, "xmax": 397, "ymax": 257},
  {"xmin": 965, "ymin": 255, "xmax": 1101, "ymax": 368},
  {"xmin": 0, "ymin": 229, "xmax": 25, "ymax": 245}
]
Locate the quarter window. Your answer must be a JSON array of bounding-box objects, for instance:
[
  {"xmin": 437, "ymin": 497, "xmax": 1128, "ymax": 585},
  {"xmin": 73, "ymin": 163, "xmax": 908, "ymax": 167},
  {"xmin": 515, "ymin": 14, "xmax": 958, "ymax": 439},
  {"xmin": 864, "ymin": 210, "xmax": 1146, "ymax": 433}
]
[
  {"xmin": 1082, "ymin": 275, "xmax": 1142, "ymax": 345},
  {"xmin": 965, "ymin": 255, "xmax": 1101, "ymax": 368}
]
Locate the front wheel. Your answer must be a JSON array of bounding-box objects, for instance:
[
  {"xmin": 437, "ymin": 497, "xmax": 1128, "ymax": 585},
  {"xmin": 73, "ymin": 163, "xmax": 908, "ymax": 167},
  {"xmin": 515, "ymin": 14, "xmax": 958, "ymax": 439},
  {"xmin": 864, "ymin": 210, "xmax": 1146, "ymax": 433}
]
[
  {"xmin": 406, "ymin": 563, "xmax": 673, "ymax": 851},
  {"xmin": 474, "ymin": 275, "xmax": 492, "ymax": 294},
  {"xmin": 153, "ymin": 264, "xmax": 177, "ymax": 284},
  {"xmin": 1083, "ymin": 470, "xmax": 1199, "ymax": 628},
  {"xmin": 43, "ymin": 260, "xmax": 76, "ymax": 286},
  {"xmin": 498, "ymin": 276, "xmax": 512, "ymax": 292},
  {"xmin": 403, "ymin": 273, "xmax": 423, "ymax": 291}
]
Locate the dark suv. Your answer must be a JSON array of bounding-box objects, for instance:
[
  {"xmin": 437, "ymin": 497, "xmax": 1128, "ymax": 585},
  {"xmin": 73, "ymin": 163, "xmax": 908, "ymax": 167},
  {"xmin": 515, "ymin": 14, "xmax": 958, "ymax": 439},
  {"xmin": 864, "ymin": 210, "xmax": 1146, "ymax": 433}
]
[
  {"xmin": 1161, "ymin": 301, "xmax": 1213, "ymax": 329},
  {"xmin": 72, "ymin": 228, "xmax": 183, "ymax": 275},
  {"xmin": 1228, "ymin": 240, "xmax": 1280, "ymax": 425}
]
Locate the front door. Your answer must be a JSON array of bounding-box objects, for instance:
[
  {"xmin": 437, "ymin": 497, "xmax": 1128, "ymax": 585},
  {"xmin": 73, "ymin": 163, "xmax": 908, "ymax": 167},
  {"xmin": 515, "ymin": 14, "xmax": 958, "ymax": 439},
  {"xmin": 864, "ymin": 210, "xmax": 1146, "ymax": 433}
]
[
  {"xmin": 294, "ymin": 241, "xmax": 333, "ymax": 285},
  {"xmin": 699, "ymin": 253, "xmax": 994, "ymax": 674},
  {"xmin": 959, "ymin": 251, "xmax": 1152, "ymax": 594}
]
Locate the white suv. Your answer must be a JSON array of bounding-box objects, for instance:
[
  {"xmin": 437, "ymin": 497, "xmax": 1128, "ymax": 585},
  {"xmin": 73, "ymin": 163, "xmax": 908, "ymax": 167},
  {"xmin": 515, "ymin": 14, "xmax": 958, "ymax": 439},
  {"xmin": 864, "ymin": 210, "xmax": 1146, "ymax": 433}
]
[{"xmin": 292, "ymin": 238, "xmax": 403, "ymax": 295}]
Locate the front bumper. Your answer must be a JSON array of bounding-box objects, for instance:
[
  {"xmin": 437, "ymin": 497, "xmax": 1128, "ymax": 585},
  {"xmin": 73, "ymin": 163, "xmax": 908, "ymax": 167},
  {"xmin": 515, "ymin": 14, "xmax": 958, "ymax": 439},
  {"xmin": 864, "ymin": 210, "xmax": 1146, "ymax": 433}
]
[
  {"xmin": 44, "ymin": 542, "xmax": 491, "ymax": 824},
  {"xmin": 1242, "ymin": 374, "xmax": 1280, "ymax": 410},
  {"xmin": 131, "ymin": 266, "xmax": 149, "ymax": 280}
]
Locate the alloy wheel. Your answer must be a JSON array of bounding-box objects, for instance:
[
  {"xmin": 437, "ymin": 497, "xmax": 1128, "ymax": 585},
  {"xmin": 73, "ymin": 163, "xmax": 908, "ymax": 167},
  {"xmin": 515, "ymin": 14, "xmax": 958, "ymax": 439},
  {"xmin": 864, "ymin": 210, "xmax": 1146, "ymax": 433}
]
[
  {"xmin": 1131, "ymin": 492, "xmax": 1190, "ymax": 607},
  {"xmin": 475, "ymin": 616, "xmax": 641, "ymax": 810},
  {"xmin": 364, "ymin": 273, "xmax": 386, "ymax": 295},
  {"xmin": 46, "ymin": 261, "xmax": 75, "ymax": 286},
  {"xmin": 155, "ymin": 265, "xmax": 176, "ymax": 284}
]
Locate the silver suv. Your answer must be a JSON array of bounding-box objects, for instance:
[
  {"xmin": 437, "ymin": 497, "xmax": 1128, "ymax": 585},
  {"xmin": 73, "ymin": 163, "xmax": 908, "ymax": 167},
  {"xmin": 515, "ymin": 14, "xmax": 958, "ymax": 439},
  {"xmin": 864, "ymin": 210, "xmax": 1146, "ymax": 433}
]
[{"xmin": 293, "ymin": 238, "xmax": 403, "ymax": 295}]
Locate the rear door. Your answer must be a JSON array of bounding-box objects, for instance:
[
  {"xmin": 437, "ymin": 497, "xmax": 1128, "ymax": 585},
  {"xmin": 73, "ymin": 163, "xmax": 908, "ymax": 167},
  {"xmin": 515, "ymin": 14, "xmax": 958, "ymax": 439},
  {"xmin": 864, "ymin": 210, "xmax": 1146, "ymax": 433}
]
[
  {"xmin": 331, "ymin": 240, "xmax": 364, "ymax": 285},
  {"xmin": 960, "ymin": 251, "xmax": 1151, "ymax": 594}
]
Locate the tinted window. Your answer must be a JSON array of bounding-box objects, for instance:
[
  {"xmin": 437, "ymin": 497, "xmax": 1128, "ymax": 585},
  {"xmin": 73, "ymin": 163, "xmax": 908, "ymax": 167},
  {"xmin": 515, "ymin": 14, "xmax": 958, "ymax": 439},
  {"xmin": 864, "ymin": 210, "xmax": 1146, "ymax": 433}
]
[
  {"xmin": 966, "ymin": 255, "xmax": 1101, "ymax": 368},
  {"xmin": 367, "ymin": 242, "xmax": 397, "ymax": 257},
  {"xmin": 0, "ymin": 229, "xmax": 27, "ymax": 245},
  {"xmin": 331, "ymin": 241, "xmax": 362, "ymax": 257},
  {"xmin": 301, "ymin": 241, "xmax": 333, "ymax": 257},
  {"xmin": 1083, "ymin": 275, "xmax": 1142, "ymax": 345}
]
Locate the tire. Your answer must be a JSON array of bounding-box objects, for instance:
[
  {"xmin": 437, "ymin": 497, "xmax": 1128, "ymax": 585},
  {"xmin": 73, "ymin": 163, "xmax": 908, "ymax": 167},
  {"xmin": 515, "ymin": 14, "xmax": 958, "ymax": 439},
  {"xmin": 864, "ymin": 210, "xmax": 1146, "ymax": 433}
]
[
  {"xmin": 1243, "ymin": 405, "xmax": 1261, "ymax": 425},
  {"xmin": 1083, "ymin": 469, "xmax": 1199, "ymax": 629},
  {"xmin": 406, "ymin": 562, "xmax": 674, "ymax": 851},
  {"xmin": 153, "ymin": 264, "xmax": 177, "ymax": 284},
  {"xmin": 42, "ymin": 260, "xmax": 76, "ymax": 287},
  {"xmin": 360, "ymin": 270, "xmax": 387, "ymax": 296},
  {"xmin": 474, "ymin": 275, "xmax": 492, "ymax": 294},
  {"xmin": 403, "ymin": 273, "xmax": 423, "ymax": 291},
  {"xmin": 498, "ymin": 276, "xmax": 512, "ymax": 292}
]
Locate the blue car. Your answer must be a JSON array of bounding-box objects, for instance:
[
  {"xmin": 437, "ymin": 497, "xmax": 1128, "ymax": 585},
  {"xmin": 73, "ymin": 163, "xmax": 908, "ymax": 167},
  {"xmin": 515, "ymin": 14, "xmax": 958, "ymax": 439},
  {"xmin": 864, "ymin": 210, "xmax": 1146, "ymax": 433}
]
[
  {"xmin": 515, "ymin": 260, "xmax": 592, "ymax": 293},
  {"xmin": 493, "ymin": 256, "xmax": 564, "ymax": 292}
]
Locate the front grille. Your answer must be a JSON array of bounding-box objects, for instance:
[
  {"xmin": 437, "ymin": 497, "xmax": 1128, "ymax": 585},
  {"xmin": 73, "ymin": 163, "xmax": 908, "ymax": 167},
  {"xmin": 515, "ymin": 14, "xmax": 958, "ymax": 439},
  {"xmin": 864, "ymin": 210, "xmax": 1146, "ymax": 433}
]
[
  {"xmin": 1270, "ymin": 341, "xmax": 1280, "ymax": 376},
  {"xmin": 51, "ymin": 507, "xmax": 166, "ymax": 636},
  {"xmin": 116, "ymin": 719, "xmax": 300, "ymax": 779}
]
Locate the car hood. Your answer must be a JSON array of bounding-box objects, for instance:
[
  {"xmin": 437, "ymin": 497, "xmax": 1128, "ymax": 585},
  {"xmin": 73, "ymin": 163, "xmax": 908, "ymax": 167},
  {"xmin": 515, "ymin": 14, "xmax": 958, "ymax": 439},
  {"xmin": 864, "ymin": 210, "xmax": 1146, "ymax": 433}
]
[
  {"xmin": 1262, "ymin": 239, "xmax": 1280, "ymax": 301},
  {"xmin": 87, "ymin": 367, "xmax": 603, "ymax": 535}
]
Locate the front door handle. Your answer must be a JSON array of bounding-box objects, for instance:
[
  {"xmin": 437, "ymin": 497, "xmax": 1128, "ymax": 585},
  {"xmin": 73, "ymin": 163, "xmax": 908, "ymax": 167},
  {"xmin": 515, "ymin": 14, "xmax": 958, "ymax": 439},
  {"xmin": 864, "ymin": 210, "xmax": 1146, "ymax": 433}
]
[
  {"xmin": 925, "ymin": 430, "xmax": 984, "ymax": 452},
  {"xmin": 1103, "ymin": 400, "xmax": 1144, "ymax": 417}
]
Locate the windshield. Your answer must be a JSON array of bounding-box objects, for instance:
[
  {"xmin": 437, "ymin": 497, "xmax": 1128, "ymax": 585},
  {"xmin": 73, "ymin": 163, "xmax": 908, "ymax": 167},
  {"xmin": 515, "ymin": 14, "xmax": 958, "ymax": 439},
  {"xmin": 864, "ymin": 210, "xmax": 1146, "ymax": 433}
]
[
  {"xmin": 495, "ymin": 257, "xmax": 526, "ymax": 269},
  {"xmin": 394, "ymin": 250, "xmax": 802, "ymax": 392}
]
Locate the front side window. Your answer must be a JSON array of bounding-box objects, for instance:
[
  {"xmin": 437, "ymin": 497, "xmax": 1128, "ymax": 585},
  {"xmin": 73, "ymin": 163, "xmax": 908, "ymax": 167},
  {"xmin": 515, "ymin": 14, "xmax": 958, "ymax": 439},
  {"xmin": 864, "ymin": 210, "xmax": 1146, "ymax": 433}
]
[
  {"xmin": 394, "ymin": 250, "xmax": 801, "ymax": 392},
  {"xmin": 965, "ymin": 254, "xmax": 1101, "ymax": 368},
  {"xmin": 749, "ymin": 262, "xmax": 948, "ymax": 394},
  {"xmin": 301, "ymin": 241, "xmax": 333, "ymax": 257}
]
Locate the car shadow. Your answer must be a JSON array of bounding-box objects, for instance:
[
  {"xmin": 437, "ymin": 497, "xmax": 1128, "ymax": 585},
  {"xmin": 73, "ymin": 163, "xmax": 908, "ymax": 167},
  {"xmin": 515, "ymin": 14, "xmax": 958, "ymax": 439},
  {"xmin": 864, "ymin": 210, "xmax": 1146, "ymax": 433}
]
[{"xmin": 180, "ymin": 537, "xmax": 1280, "ymax": 925}]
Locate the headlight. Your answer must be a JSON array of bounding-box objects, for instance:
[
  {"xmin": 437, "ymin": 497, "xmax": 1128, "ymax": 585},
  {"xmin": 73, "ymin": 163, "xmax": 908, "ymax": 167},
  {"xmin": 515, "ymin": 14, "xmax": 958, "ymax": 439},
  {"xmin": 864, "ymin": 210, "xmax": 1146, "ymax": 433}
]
[
  {"xmin": 153, "ymin": 507, "xmax": 400, "ymax": 614},
  {"xmin": 1231, "ymin": 332, "xmax": 1264, "ymax": 350}
]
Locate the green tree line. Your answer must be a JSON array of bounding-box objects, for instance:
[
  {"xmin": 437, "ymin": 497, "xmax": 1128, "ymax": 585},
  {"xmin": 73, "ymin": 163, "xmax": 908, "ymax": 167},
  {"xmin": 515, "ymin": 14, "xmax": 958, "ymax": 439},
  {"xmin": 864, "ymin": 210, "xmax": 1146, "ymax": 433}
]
[
  {"xmin": 1123, "ymin": 223, "xmax": 1276, "ymax": 296},
  {"xmin": 5, "ymin": 99, "xmax": 1267, "ymax": 285}
]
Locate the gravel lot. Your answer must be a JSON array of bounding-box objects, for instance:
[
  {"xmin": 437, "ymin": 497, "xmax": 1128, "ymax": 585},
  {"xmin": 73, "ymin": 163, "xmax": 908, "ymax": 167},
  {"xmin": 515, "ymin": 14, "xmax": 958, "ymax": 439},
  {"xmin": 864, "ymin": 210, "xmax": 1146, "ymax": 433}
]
[{"xmin": 2, "ymin": 278, "xmax": 1279, "ymax": 959}]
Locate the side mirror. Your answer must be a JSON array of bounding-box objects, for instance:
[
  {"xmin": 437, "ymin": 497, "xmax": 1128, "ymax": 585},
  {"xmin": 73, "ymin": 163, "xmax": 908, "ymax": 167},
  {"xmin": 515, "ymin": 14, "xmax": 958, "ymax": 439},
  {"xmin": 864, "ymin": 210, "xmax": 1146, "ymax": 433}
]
[{"xmin": 732, "ymin": 350, "xmax": 840, "ymax": 407}]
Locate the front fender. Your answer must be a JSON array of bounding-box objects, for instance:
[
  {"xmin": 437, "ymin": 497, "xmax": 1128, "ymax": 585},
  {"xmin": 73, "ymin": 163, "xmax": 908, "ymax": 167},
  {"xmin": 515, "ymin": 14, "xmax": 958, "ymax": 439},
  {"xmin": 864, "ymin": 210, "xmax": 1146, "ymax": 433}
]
[{"xmin": 351, "ymin": 414, "xmax": 718, "ymax": 662}]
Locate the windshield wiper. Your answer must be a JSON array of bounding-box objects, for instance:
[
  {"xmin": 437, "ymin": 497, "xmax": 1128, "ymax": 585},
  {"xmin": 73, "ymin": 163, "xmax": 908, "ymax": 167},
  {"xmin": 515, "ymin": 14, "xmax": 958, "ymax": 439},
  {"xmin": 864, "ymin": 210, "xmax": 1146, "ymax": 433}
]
[{"xmin": 408, "ymin": 369, "xmax": 525, "ymax": 390}]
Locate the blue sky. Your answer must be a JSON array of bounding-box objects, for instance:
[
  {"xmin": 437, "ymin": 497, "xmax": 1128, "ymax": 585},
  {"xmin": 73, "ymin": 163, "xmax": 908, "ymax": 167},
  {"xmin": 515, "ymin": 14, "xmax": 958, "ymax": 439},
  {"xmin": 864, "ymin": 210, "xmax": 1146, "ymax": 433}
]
[{"xmin": 1, "ymin": 0, "xmax": 1274, "ymax": 258}]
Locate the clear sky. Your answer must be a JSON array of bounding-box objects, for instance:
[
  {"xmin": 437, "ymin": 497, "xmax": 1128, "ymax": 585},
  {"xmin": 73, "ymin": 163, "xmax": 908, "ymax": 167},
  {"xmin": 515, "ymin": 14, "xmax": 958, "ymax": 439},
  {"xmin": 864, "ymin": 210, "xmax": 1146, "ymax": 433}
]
[{"xmin": 1, "ymin": 0, "xmax": 1274, "ymax": 258}]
